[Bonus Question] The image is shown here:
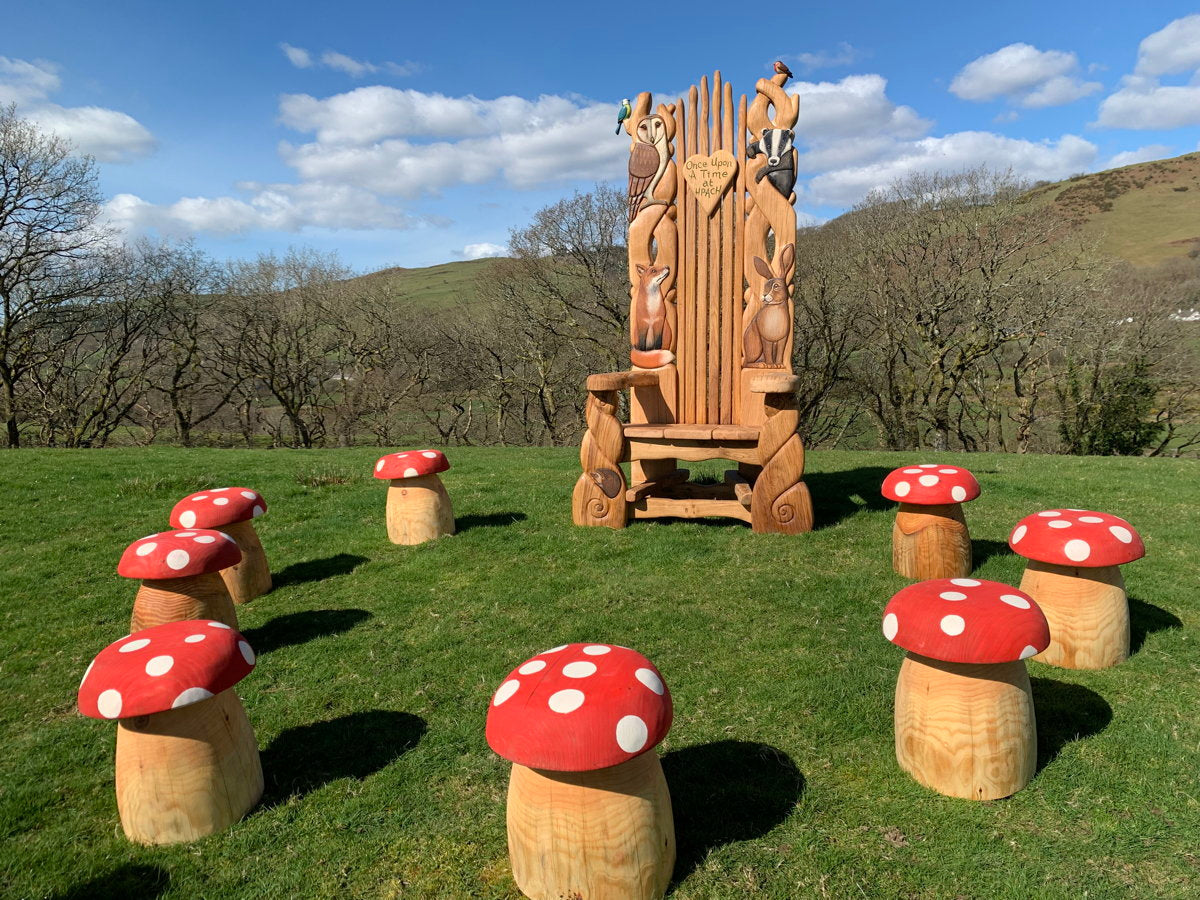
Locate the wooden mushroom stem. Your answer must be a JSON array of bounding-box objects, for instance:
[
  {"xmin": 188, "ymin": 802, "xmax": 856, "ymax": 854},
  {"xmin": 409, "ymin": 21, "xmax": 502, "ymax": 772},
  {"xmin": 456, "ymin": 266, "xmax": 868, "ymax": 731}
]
[
  {"xmin": 506, "ymin": 751, "xmax": 675, "ymax": 900},
  {"xmin": 894, "ymin": 651, "xmax": 1036, "ymax": 801},
  {"xmin": 1019, "ymin": 560, "xmax": 1129, "ymax": 669},
  {"xmin": 115, "ymin": 688, "xmax": 263, "ymax": 844},
  {"xmin": 218, "ymin": 520, "xmax": 272, "ymax": 604},
  {"xmin": 385, "ymin": 474, "xmax": 455, "ymax": 545},
  {"xmin": 130, "ymin": 573, "xmax": 238, "ymax": 632},
  {"xmin": 892, "ymin": 502, "xmax": 972, "ymax": 580}
]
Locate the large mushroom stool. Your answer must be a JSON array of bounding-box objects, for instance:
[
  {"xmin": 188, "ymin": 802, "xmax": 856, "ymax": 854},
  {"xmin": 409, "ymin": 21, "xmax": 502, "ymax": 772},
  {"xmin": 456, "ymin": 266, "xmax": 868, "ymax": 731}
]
[
  {"xmin": 78, "ymin": 619, "xmax": 263, "ymax": 844},
  {"xmin": 119, "ymin": 530, "xmax": 241, "ymax": 631},
  {"xmin": 373, "ymin": 449, "xmax": 454, "ymax": 545},
  {"xmin": 882, "ymin": 578, "xmax": 1050, "ymax": 800},
  {"xmin": 170, "ymin": 488, "xmax": 271, "ymax": 604},
  {"xmin": 1009, "ymin": 509, "xmax": 1145, "ymax": 669},
  {"xmin": 486, "ymin": 643, "xmax": 675, "ymax": 900},
  {"xmin": 882, "ymin": 464, "xmax": 981, "ymax": 580}
]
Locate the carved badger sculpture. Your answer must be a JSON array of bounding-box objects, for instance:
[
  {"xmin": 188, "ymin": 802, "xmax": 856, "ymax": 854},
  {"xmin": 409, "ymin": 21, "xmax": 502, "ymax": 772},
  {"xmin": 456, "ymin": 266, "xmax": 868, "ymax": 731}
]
[{"xmin": 747, "ymin": 128, "xmax": 797, "ymax": 198}]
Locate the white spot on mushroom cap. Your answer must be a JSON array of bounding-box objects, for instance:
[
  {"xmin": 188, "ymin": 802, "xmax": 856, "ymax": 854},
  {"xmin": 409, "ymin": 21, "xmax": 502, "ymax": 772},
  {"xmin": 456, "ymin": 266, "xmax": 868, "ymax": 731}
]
[
  {"xmin": 179, "ymin": 510, "xmax": 197, "ymax": 528},
  {"xmin": 213, "ymin": 497, "xmax": 229, "ymax": 506},
  {"xmin": 176, "ymin": 532, "xmax": 197, "ymax": 538},
  {"xmin": 422, "ymin": 451, "xmax": 438, "ymax": 458},
  {"xmin": 252, "ymin": 505, "xmax": 264, "ymax": 518},
  {"xmin": 80, "ymin": 660, "xmax": 95, "ymax": 688},
  {"xmin": 1001, "ymin": 594, "xmax": 1031, "ymax": 609},
  {"xmin": 208, "ymin": 622, "xmax": 231, "ymax": 630},
  {"xmin": 882, "ymin": 613, "xmax": 899, "ymax": 641},
  {"xmin": 518, "ymin": 659, "xmax": 546, "ymax": 675},
  {"xmin": 541, "ymin": 645, "xmax": 567, "ymax": 654},
  {"xmin": 950, "ymin": 578, "xmax": 980, "ymax": 587},
  {"xmin": 97, "ymin": 689, "xmax": 122, "ymax": 718},
  {"xmin": 918, "ymin": 475, "xmax": 940, "ymax": 487},
  {"xmin": 194, "ymin": 495, "xmax": 208, "ymax": 501},
  {"xmin": 1064, "ymin": 539, "xmax": 1092, "ymax": 562},
  {"xmin": 940, "ymin": 614, "xmax": 966, "ymax": 636},
  {"xmin": 145, "ymin": 655, "xmax": 174, "ymax": 676},
  {"xmin": 166, "ymin": 549, "xmax": 191, "ymax": 570},
  {"xmin": 119, "ymin": 638, "xmax": 150, "ymax": 653},
  {"xmin": 1038, "ymin": 510, "xmax": 1061, "ymax": 517},
  {"xmin": 548, "ymin": 689, "xmax": 585, "ymax": 713},
  {"xmin": 240, "ymin": 490, "xmax": 256, "ymax": 499},
  {"xmin": 172, "ymin": 687, "xmax": 213, "ymax": 708},
  {"xmin": 193, "ymin": 535, "xmax": 216, "ymax": 544},
  {"xmin": 1110, "ymin": 525, "xmax": 1133, "ymax": 544},
  {"xmin": 582, "ymin": 645, "xmax": 611, "ymax": 655},
  {"xmin": 1019, "ymin": 645, "xmax": 1039, "ymax": 660},
  {"xmin": 238, "ymin": 641, "xmax": 255, "ymax": 665},
  {"xmin": 938, "ymin": 468, "xmax": 958, "ymax": 474},
  {"xmin": 135, "ymin": 542, "xmax": 157, "ymax": 557},
  {"xmin": 1011, "ymin": 525, "xmax": 1027, "ymax": 544},
  {"xmin": 403, "ymin": 467, "xmax": 419, "ymax": 478},
  {"xmin": 919, "ymin": 464, "xmax": 937, "ymax": 468},
  {"xmin": 894, "ymin": 481, "xmax": 911, "ymax": 497},
  {"xmin": 1079, "ymin": 516, "xmax": 1104, "ymax": 524},
  {"xmin": 211, "ymin": 488, "xmax": 229, "ymax": 492},
  {"xmin": 1049, "ymin": 520, "xmax": 1071, "ymax": 529},
  {"xmin": 635, "ymin": 668, "xmax": 665, "ymax": 695},
  {"xmin": 562, "ymin": 661, "xmax": 597, "ymax": 678},
  {"xmin": 375, "ymin": 460, "xmax": 385, "ymax": 472},
  {"xmin": 903, "ymin": 468, "xmax": 922, "ymax": 474},
  {"xmin": 939, "ymin": 591, "xmax": 967, "ymax": 601},
  {"xmin": 951, "ymin": 486, "xmax": 967, "ymax": 502},
  {"xmin": 616, "ymin": 715, "xmax": 649, "ymax": 753},
  {"xmin": 493, "ymin": 679, "xmax": 520, "ymax": 706},
  {"xmin": 184, "ymin": 634, "xmax": 206, "ymax": 643}
]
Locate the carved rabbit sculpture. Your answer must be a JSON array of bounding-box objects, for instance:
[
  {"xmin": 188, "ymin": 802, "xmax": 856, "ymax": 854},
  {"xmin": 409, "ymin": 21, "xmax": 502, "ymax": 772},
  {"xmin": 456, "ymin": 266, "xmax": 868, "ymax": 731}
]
[{"xmin": 743, "ymin": 243, "xmax": 794, "ymax": 367}]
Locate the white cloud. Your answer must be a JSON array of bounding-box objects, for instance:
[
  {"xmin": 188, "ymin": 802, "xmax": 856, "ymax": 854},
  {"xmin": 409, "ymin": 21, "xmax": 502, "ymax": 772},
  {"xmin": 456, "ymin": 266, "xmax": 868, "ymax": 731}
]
[
  {"xmin": 792, "ymin": 75, "xmax": 930, "ymax": 143},
  {"xmin": 1133, "ymin": 14, "xmax": 1200, "ymax": 76},
  {"xmin": 950, "ymin": 43, "xmax": 1101, "ymax": 108},
  {"xmin": 1095, "ymin": 16, "xmax": 1200, "ymax": 129},
  {"xmin": 1105, "ymin": 144, "xmax": 1172, "ymax": 169},
  {"xmin": 460, "ymin": 242, "xmax": 508, "ymax": 260},
  {"xmin": 0, "ymin": 55, "xmax": 155, "ymax": 162},
  {"xmin": 280, "ymin": 44, "xmax": 420, "ymax": 78},
  {"xmin": 785, "ymin": 43, "xmax": 861, "ymax": 73}
]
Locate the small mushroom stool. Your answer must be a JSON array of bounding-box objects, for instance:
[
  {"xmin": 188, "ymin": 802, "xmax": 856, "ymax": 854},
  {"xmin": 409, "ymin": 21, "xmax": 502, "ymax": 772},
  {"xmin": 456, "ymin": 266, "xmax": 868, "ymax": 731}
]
[
  {"xmin": 486, "ymin": 643, "xmax": 675, "ymax": 900},
  {"xmin": 882, "ymin": 578, "xmax": 1049, "ymax": 800},
  {"xmin": 882, "ymin": 464, "xmax": 980, "ymax": 580},
  {"xmin": 373, "ymin": 449, "xmax": 454, "ymax": 545},
  {"xmin": 119, "ymin": 530, "xmax": 242, "ymax": 631},
  {"xmin": 171, "ymin": 488, "xmax": 271, "ymax": 604},
  {"xmin": 78, "ymin": 620, "xmax": 263, "ymax": 844},
  {"xmin": 1009, "ymin": 509, "xmax": 1145, "ymax": 669}
]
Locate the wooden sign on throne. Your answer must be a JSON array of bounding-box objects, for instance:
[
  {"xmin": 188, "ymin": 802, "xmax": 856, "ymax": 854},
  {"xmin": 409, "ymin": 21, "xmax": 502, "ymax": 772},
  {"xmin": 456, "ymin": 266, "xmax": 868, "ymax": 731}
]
[{"xmin": 572, "ymin": 68, "xmax": 814, "ymax": 534}]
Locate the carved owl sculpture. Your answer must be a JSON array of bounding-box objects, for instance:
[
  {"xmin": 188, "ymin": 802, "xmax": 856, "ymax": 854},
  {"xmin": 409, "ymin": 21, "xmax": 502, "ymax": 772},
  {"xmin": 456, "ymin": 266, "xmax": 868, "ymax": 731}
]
[{"xmin": 627, "ymin": 114, "xmax": 670, "ymax": 222}]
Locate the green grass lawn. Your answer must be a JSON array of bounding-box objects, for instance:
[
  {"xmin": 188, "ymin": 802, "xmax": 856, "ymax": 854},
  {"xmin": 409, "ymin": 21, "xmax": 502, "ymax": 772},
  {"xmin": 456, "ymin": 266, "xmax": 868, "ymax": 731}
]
[{"xmin": 1, "ymin": 447, "xmax": 1197, "ymax": 899}]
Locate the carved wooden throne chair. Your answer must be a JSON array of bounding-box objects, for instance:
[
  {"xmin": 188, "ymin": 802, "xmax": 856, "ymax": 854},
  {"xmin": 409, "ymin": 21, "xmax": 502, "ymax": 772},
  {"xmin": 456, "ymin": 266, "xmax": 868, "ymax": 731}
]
[{"xmin": 572, "ymin": 69, "xmax": 814, "ymax": 534}]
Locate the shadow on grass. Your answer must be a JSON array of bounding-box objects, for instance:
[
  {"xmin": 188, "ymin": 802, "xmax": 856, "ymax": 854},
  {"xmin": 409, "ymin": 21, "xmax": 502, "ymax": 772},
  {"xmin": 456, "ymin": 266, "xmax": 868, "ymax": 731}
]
[
  {"xmin": 804, "ymin": 466, "xmax": 894, "ymax": 530},
  {"xmin": 1032, "ymin": 678, "xmax": 1112, "ymax": 771},
  {"xmin": 1129, "ymin": 596, "xmax": 1182, "ymax": 655},
  {"xmin": 971, "ymin": 538, "xmax": 1014, "ymax": 569},
  {"xmin": 456, "ymin": 511, "xmax": 527, "ymax": 532},
  {"xmin": 241, "ymin": 608, "xmax": 372, "ymax": 655},
  {"xmin": 51, "ymin": 864, "xmax": 170, "ymax": 899},
  {"xmin": 662, "ymin": 741, "xmax": 804, "ymax": 888},
  {"xmin": 260, "ymin": 710, "xmax": 426, "ymax": 806},
  {"xmin": 273, "ymin": 553, "xmax": 368, "ymax": 589}
]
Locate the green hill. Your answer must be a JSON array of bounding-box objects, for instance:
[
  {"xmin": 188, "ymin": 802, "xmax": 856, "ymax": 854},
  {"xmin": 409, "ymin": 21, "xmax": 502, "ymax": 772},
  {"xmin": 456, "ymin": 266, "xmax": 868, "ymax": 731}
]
[{"xmin": 344, "ymin": 256, "xmax": 511, "ymax": 309}]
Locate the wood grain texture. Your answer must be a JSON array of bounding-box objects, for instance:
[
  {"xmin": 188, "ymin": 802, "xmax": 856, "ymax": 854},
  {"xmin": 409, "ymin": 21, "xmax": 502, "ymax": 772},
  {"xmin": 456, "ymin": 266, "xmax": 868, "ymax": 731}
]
[
  {"xmin": 892, "ymin": 503, "xmax": 972, "ymax": 580},
  {"xmin": 506, "ymin": 752, "xmax": 675, "ymax": 900},
  {"xmin": 894, "ymin": 652, "xmax": 1036, "ymax": 801},
  {"xmin": 115, "ymin": 688, "xmax": 262, "ymax": 844},
  {"xmin": 573, "ymin": 389, "xmax": 628, "ymax": 528},
  {"xmin": 587, "ymin": 371, "xmax": 660, "ymax": 391},
  {"xmin": 217, "ymin": 520, "xmax": 271, "ymax": 604},
  {"xmin": 385, "ymin": 474, "xmax": 455, "ymax": 545},
  {"xmin": 131, "ymin": 573, "xmax": 238, "ymax": 632},
  {"xmin": 1019, "ymin": 561, "xmax": 1129, "ymax": 669}
]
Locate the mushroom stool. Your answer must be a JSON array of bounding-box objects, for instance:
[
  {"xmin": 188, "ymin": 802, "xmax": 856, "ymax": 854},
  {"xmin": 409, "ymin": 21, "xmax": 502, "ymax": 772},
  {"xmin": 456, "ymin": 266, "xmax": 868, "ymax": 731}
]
[
  {"xmin": 1009, "ymin": 509, "xmax": 1145, "ymax": 669},
  {"xmin": 170, "ymin": 488, "xmax": 271, "ymax": 604},
  {"xmin": 486, "ymin": 643, "xmax": 675, "ymax": 900},
  {"xmin": 373, "ymin": 449, "xmax": 454, "ymax": 545},
  {"xmin": 119, "ymin": 530, "xmax": 241, "ymax": 631},
  {"xmin": 78, "ymin": 620, "xmax": 263, "ymax": 844},
  {"xmin": 882, "ymin": 465, "xmax": 980, "ymax": 580},
  {"xmin": 882, "ymin": 578, "xmax": 1050, "ymax": 800}
]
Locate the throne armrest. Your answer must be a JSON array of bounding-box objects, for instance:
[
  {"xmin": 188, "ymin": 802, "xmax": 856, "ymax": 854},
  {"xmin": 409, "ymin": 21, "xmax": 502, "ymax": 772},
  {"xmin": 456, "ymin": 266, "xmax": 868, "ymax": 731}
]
[
  {"xmin": 586, "ymin": 371, "xmax": 661, "ymax": 392},
  {"xmin": 747, "ymin": 373, "xmax": 802, "ymax": 394}
]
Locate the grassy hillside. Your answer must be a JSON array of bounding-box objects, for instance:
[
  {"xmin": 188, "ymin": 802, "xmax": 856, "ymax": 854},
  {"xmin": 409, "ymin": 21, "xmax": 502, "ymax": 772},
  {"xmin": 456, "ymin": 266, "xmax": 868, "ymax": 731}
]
[
  {"xmin": 1026, "ymin": 152, "xmax": 1200, "ymax": 266},
  {"xmin": 345, "ymin": 256, "xmax": 509, "ymax": 309},
  {"xmin": 1, "ymin": 448, "xmax": 1197, "ymax": 898}
]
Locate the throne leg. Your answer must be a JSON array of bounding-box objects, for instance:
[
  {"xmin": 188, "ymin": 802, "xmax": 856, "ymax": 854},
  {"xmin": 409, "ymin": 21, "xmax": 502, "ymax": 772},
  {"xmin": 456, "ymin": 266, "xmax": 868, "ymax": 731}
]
[
  {"xmin": 751, "ymin": 392, "xmax": 814, "ymax": 535},
  {"xmin": 572, "ymin": 389, "xmax": 629, "ymax": 529}
]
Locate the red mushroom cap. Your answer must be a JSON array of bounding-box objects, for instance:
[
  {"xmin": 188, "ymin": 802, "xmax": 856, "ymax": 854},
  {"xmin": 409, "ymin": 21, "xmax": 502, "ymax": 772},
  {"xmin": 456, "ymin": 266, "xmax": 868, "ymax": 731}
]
[
  {"xmin": 117, "ymin": 530, "xmax": 241, "ymax": 580},
  {"xmin": 1008, "ymin": 509, "xmax": 1145, "ymax": 567},
  {"xmin": 78, "ymin": 620, "xmax": 255, "ymax": 719},
  {"xmin": 881, "ymin": 464, "xmax": 980, "ymax": 505},
  {"xmin": 373, "ymin": 449, "xmax": 450, "ymax": 480},
  {"xmin": 882, "ymin": 578, "xmax": 1050, "ymax": 664},
  {"xmin": 169, "ymin": 487, "xmax": 267, "ymax": 529},
  {"xmin": 486, "ymin": 643, "xmax": 672, "ymax": 772}
]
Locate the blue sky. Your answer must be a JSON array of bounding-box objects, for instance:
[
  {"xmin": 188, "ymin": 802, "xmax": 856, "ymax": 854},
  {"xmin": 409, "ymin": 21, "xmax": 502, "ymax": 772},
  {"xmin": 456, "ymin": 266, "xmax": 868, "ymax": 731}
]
[{"xmin": 3, "ymin": 1, "xmax": 1199, "ymax": 272}]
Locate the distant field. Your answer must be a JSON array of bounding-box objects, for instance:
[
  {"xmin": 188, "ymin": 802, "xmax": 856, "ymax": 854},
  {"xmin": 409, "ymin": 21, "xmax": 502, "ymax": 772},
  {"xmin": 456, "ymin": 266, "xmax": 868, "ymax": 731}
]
[
  {"xmin": 347, "ymin": 256, "xmax": 505, "ymax": 309},
  {"xmin": 1, "ymin": 448, "xmax": 1197, "ymax": 898}
]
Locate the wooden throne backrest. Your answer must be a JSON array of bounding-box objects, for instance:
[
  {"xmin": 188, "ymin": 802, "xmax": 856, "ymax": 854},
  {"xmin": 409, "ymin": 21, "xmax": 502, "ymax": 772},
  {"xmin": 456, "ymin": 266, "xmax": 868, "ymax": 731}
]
[{"xmin": 624, "ymin": 70, "xmax": 800, "ymax": 427}]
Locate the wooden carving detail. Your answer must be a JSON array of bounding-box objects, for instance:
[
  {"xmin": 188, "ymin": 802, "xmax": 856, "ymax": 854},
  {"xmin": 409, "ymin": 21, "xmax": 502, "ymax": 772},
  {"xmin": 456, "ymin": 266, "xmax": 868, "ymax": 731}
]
[
  {"xmin": 571, "ymin": 389, "xmax": 628, "ymax": 528},
  {"xmin": 751, "ymin": 387, "xmax": 813, "ymax": 534},
  {"xmin": 681, "ymin": 150, "xmax": 737, "ymax": 215},
  {"xmin": 746, "ymin": 128, "xmax": 797, "ymax": 198},
  {"xmin": 743, "ymin": 243, "xmax": 794, "ymax": 367}
]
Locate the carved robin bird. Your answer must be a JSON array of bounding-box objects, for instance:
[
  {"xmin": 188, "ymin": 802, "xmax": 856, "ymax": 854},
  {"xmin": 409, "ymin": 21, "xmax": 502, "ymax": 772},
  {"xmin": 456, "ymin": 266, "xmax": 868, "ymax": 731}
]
[{"xmin": 774, "ymin": 60, "xmax": 794, "ymax": 79}]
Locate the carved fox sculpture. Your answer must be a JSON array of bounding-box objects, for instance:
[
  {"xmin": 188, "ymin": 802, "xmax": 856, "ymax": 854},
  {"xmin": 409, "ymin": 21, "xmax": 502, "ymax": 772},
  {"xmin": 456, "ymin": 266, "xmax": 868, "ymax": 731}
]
[
  {"xmin": 743, "ymin": 243, "xmax": 794, "ymax": 367},
  {"xmin": 630, "ymin": 263, "xmax": 674, "ymax": 368}
]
